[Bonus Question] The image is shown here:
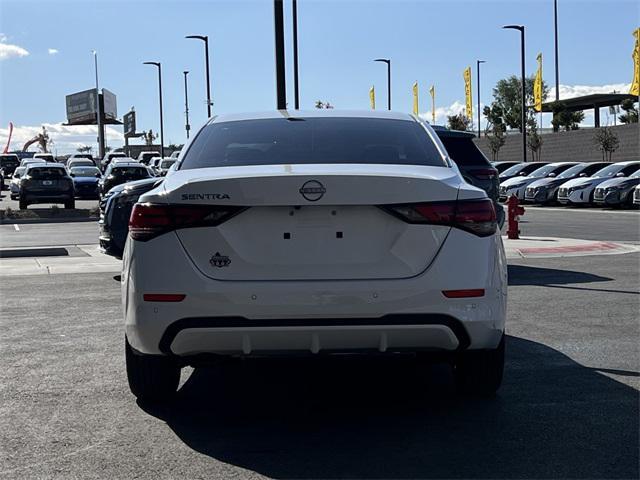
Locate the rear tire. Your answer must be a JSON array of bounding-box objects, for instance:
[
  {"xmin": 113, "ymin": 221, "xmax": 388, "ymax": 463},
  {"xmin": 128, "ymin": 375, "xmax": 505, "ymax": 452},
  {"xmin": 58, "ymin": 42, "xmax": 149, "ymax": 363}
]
[
  {"xmin": 18, "ymin": 196, "xmax": 28, "ymax": 210},
  {"xmin": 64, "ymin": 199, "xmax": 75, "ymax": 210},
  {"xmin": 125, "ymin": 337, "xmax": 180, "ymax": 403},
  {"xmin": 454, "ymin": 334, "xmax": 505, "ymax": 396}
]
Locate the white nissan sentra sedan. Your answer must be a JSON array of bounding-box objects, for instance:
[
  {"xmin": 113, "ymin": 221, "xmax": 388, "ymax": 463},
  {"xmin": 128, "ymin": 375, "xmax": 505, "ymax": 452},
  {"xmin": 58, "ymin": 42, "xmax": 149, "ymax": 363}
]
[{"xmin": 122, "ymin": 110, "xmax": 507, "ymax": 401}]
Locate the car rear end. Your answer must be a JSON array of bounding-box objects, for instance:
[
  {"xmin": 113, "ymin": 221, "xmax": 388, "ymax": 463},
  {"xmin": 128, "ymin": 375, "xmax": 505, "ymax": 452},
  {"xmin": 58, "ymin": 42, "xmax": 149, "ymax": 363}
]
[
  {"xmin": 20, "ymin": 166, "xmax": 74, "ymax": 207},
  {"xmin": 0, "ymin": 154, "xmax": 20, "ymax": 176},
  {"xmin": 433, "ymin": 127, "xmax": 502, "ymax": 225},
  {"xmin": 124, "ymin": 113, "xmax": 505, "ymax": 369}
]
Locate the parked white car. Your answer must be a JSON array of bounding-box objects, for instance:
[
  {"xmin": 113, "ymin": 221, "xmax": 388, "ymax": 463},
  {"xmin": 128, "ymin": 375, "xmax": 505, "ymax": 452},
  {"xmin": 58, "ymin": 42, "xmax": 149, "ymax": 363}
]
[
  {"xmin": 20, "ymin": 158, "xmax": 47, "ymax": 168},
  {"xmin": 499, "ymin": 162, "xmax": 579, "ymax": 201},
  {"xmin": 557, "ymin": 161, "xmax": 640, "ymax": 205},
  {"xmin": 633, "ymin": 185, "xmax": 640, "ymax": 206},
  {"xmin": 9, "ymin": 166, "xmax": 26, "ymax": 199},
  {"xmin": 122, "ymin": 110, "xmax": 507, "ymax": 402}
]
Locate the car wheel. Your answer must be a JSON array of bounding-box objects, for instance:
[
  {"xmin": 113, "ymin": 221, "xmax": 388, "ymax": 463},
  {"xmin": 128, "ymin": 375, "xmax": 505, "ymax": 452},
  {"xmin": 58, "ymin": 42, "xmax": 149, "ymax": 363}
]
[
  {"xmin": 64, "ymin": 199, "xmax": 75, "ymax": 210},
  {"xmin": 454, "ymin": 334, "xmax": 505, "ymax": 396},
  {"xmin": 18, "ymin": 196, "xmax": 28, "ymax": 210},
  {"xmin": 125, "ymin": 337, "xmax": 180, "ymax": 402}
]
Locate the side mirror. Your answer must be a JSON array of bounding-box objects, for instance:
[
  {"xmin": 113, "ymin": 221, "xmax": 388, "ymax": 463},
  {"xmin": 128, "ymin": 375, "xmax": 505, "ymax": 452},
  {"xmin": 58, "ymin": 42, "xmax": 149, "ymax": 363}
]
[
  {"xmin": 70, "ymin": 173, "xmax": 75, "ymax": 177},
  {"xmin": 616, "ymin": 172, "xmax": 625, "ymax": 177},
  {"xmin": 579, "ymin": 173, "xmax": 588, "ymax": 177},
  {"xmin": 547, "ymin": 172, "xmax": 556, "ymax": 178},
  {"xmin": 519, "ymin": 172, "xmax": 527, "ymax": 176},
  {"xmin": 95, "ymin": 173, "xmax": 101, "ymax": 178}
]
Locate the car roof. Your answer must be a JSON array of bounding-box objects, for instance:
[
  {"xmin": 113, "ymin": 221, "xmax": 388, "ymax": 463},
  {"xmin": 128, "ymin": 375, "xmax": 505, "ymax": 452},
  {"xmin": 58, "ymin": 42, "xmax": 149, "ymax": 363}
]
[
  {"xmin": 209, "ymin": 110, "xmax": 417, "ymax": 124},
  {"xmin": 27, "ymin": 163, "xmax": 65, "ymax": 169},
  {"xmin": 112, "ymin": 162, "xmax": 144, "ymax": 167},
  {"xmin": 430, "ymin": 125, "xmax": 475, "ymax": 139}
]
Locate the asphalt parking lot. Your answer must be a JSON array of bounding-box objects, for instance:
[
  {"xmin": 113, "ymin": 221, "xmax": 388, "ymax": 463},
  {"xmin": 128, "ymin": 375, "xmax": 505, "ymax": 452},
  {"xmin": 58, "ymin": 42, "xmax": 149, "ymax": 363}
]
[{"xmin": 0, "ymin": 209, "xmax": 638, "ymax": 479}]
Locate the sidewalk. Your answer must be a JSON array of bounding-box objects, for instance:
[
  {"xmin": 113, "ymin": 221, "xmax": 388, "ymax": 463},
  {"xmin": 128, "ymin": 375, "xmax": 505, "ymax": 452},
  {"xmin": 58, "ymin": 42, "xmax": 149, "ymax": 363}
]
[{"xmin": 0, "ymin": 237, "xmax": 638, "ymax": 277}]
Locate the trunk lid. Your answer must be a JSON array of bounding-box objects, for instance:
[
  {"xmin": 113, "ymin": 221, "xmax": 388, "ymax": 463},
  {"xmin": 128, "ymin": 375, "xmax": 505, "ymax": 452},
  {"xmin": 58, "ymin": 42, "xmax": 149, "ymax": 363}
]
[{"xmin": 146, "ymin": 164, "xmax": 461, "ymax": 281}]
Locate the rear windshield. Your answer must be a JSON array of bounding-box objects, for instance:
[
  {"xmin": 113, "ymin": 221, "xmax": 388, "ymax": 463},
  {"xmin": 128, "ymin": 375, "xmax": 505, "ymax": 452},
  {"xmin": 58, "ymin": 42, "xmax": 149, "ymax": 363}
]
[
  {"xmin": 160, "ymin": 160, "xmax": 176, "ymax": 169},
  {"xmin": 34, "ymin": 155, "xmax": 55, "ymax": 162},
  {"xmin": 70, "ymin": 167, "xmax": 101, "ymax": 177},
  {"xmin": 72, "ymin": 154, "xmax": 93, "ymax": 160},
  {"xmin": 70, "ymin": 160, "xmax": 94, "ymax": 167},
  {"xmin": 0, "ymin": 155, "xmax": 19, "ymax": 165},
  {"xmin": 28, "ymin": 167, "xmax": 66, "ymax": 179},
  {"xmin": 593, "ymin": 163, "xmax": 640, "ymax": 178},
  {"xmin": 438, "ymin": 137, "xmax": 489, "ymax": 166},
  {"xmin": 112, "ymin": 167, "xmax": 149, "ymax": 178},
  {"xmin": 181, "ymin": 117, "xmax": 446, "ymax": 169}
]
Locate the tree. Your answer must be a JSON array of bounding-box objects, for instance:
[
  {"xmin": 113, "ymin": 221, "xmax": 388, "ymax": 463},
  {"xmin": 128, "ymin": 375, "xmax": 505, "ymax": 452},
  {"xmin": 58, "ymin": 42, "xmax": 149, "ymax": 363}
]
[
  {"xmin": 593, "ymin": 127, "xmax": 620, "ymax": 161},
  {"xmin": 550, "ymin": 101, "xmax": 585, "ymax": 131},
  {"xmin": 619, "ymin": 99, "xmax": 638, "ymax": 124},
  {"xmin": 490, "ymin": 75, "xmax": 549, "ymax": 132},
  {"xmin": 447, "ymin": 113, "xmax": 472, "ymax": 131},
  {"xmin": 315, "ymin": 100, "xmax": 334, "ymax": 109},
  {"xmin": 483, "ymin": 105, "xmax": 507, "ymax": 160},
  {"xmin": 77, "ymin": 145, "xmax": 92, "ymax": 154},
  {"xmin": 526, "ymin": 117, "xmax": 543, "ymax": 161}
]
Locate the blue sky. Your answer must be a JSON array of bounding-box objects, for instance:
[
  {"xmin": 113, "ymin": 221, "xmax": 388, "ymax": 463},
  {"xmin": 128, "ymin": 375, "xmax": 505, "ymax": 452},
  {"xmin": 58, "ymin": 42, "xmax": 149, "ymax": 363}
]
[{"xmin": 0, "ymin": 0, "xmax": 637, "ymax": 154}]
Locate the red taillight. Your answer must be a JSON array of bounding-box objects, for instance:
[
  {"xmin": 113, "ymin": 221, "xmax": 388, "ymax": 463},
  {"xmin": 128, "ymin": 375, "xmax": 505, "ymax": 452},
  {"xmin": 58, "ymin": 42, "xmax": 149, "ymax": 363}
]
[
  {"xmin": 442, "ymin": 289, "xmax": 485, "ymax": 298},
  {"xmin": 143, "ymin": 294, "xmax": 186, "ymax": 302},
  {"xmin": 383, "ymin": 199, "xmax": 497, "ymax": 237},
  {"xmin": 129, "ymin": 203, "xmax": 246, "ymax": 241},
  {"xmin": 468, "ymin": 168, "xmax": 498, "ymax": 180}
]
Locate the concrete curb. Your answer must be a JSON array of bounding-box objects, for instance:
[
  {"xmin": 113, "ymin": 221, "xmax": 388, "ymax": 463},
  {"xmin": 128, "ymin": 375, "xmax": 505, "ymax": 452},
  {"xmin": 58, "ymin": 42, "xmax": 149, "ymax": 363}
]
[
  {"xmin": 0, "ymin": 216, "xmax": 98, "ymax": 225},
  {"xmin": 504, "ymin": 236, "xmax": 640, "ymax": 259}
]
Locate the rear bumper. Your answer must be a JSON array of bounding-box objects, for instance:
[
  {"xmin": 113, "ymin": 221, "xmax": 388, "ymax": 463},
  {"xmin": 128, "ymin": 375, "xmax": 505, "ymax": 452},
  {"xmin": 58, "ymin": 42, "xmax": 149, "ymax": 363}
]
[
  {"xmin": 123, "ymin": 229, "xmax": 507, "ymax": 357},
  {"xmin": 159, "ymin": 314, "xmax": 470, "ymax": 357},
  {"xmin": 24, "ymin": 192, "xmax": 73, "ymax": 203}
]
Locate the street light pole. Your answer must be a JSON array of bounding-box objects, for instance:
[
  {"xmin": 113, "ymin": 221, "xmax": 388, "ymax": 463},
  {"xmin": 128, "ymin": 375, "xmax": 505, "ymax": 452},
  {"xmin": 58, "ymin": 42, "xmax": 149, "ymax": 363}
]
[
  {"xmin": 143, "ymin": 61, "xmax": 164, "ymax": 158},
  {"xmin": 374, "ymin": 58, "xmax": 391, "ymax": 110},
  {"xmin": 292, "ymin": 0, "xmax": 300, "ymax": 109},
  {"xmin": 476, "ymin": 60, "xmax": 486, "ymax": 138},
  {"xmin": 185, "ymin": 35, "xmax": 212, "ymax": 118},
  {"xmin": 554, "ymin": 0, "xmax": 560, "ymax": 102},
  {"xmin": 183, "ymin": 71, "xmax": 190, "ymax": 139},
  {"xmin": 503, "ymin": 25, "xmax": 527, "ymax": 163},
  {"xmin": 91, "ymin": 50, "xmax": 105, "ymax": 159},
  {"xmin": 274, "ymin": 0, "xmax": 287, "ymax": 109}
]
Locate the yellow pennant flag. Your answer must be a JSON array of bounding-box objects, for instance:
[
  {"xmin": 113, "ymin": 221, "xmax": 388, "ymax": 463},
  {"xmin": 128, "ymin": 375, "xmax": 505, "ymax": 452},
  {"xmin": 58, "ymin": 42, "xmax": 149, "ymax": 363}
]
[
  {"xmin": 412, "ymin": 81, "xmax": 419, "ymax": 116},
  {"xmin": 630, "ymin": 28, "xmax": 640, "ymax": 96},
  {"xmin": 369, "ymin": 85, "xmax": 376, "ymax": 109},
  {"xmin": 534, "ymin": 53, "xmax": 543, "ymax": 112},
  {"xmin": 463, "ymin": 67, "xmax": 473, "ymax": 119},
  {"xmin": 429, "ymin": 85, "xmax": 435, "ymax": 123}
]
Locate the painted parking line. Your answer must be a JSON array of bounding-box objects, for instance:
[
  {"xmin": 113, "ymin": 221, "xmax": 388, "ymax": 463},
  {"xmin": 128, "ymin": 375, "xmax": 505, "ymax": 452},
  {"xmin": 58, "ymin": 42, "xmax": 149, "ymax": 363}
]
[
  {"xmin": 510, "ymin": 206, "xmax": 640, "ymax": 215},
  {"xmin": 13, "ymin": 224, "xmax": 19, "ymax": 231}
]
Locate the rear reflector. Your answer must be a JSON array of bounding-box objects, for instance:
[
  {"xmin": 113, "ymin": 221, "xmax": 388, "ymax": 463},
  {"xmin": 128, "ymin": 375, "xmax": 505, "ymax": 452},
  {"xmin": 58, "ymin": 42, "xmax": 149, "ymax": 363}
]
[
  {"xmin": 143, "ymin": 294, "xmax": 186, "ymax": 302},
  {"xmin": 382, "ymin": 199, "xmax": 497, "ymax": 237},
  {"xmin": 442, "ymin": 289, "xmax": 485, "ymax": 298},
  {"xmin": 129, "ymin": 203, "xmax": 246, "ymax": 241}
]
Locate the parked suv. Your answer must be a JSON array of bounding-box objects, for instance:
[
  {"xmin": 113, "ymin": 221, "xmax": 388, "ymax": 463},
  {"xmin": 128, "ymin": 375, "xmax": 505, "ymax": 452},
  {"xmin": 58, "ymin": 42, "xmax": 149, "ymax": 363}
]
[
  {"xmin": 123, "ymin": 111, "xmax": 506, "ymax": 402},
  {"xmin": 19, "ymin": 164, "xmax": 75, "ymax": 209},
  {"xmin": 432, "ymin": 126, "xmax": 503, "ymax": 226},
  {"xmin": 0, "ymin": 154, "xmax": 20, "ymax": 177},
  {"xmin": 100, "ymin": 162, "xmax": 151, "ymax": 196}
]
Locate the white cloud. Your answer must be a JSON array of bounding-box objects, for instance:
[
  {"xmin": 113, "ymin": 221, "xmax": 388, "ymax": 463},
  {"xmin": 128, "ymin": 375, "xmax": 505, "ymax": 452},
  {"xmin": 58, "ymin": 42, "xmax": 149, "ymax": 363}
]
[
  {"xmin": 0, "ymin": 33, "xmax": 29, "ymax": 60},
  {"xmin": 0, "ymin": 122, "xmax": 124, "ymax": 155},
  {"xmin": 418, "ymin": 100, "xmax": 468, "ymax": 125},
  {"xmin": 47, "ymin": 48, "xmax": 59, "ymax": 55},
  {"xmin": 549, "ymin": 83, "xmax": 632, "ymax": 100}
]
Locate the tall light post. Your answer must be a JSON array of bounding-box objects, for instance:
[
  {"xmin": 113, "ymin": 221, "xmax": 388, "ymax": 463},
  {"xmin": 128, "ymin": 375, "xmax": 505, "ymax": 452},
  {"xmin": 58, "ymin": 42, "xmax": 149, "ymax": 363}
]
[
  {"xmin": 292, "ymin": 0, "xmax": 300, "ymax": 109},
  {"xmin": 185, "ymin": 34, "xmax": 212, "ymax": 118},
  {"xmin": 503, "ymin": 24, "xmax": 527, "ymax": 163},
  {"xmin": 143, "ymin": 61, "xmax": 164, "ymax": 158},
  {"xmin": 476, "ymin": 60, "xmax": 486, "ymax": 138},
  {"xmin": 273, "ymin": 0, "xmax": 287, "ymax": 109},
  {"xmin": 554, "ymin": 0, "xmax": 560, "ymax": 102},
  {"xmin": 91, "ymin": 50, "xmax": 105, "ymax": 159},
  {"xmin": 183, "ymin": 71, "xmax": 190, "ymax": 139},
  {"xmin": 374, "ymin": 58, "xmax": 391, "ymax": 110}
]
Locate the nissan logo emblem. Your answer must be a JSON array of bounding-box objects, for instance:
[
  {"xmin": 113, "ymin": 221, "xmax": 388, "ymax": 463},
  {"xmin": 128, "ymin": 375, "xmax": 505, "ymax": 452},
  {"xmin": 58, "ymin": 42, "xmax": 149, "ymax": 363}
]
[{"xmin": 299, "ymin": 180, "xmax": 326, "ymax": 202}]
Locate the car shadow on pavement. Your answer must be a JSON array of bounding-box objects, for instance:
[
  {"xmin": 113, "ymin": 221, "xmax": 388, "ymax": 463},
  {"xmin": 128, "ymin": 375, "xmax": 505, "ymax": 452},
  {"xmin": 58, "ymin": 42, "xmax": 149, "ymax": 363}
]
[
  {"xmin": 140, "ymin": 336, "xmax": 639, "ymax": 479},
  {"xmin": 508, "ymin": 265, "xmax": 639, "ymax": 295}
]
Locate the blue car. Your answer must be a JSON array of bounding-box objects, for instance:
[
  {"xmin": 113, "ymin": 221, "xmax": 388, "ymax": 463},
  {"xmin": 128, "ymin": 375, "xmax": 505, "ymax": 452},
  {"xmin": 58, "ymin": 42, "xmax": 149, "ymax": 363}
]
[{"xmin": 69, "ymin": 166, "xmax": 102, "ymax": 199}]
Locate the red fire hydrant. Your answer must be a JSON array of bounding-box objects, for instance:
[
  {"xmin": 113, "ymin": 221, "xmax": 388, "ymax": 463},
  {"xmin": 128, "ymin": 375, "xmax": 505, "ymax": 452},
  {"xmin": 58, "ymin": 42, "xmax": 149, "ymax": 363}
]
[{"xmin": 506, "ymin": 195, "xmax": 525, "ymax": 240}]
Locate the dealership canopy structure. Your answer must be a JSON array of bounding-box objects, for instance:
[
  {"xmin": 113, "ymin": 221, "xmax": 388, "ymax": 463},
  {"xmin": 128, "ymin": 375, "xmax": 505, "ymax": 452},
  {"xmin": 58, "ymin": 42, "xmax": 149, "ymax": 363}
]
[{"xmin": 537, "ymin": 93, "xmax": 637, "ymax": 127}]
